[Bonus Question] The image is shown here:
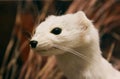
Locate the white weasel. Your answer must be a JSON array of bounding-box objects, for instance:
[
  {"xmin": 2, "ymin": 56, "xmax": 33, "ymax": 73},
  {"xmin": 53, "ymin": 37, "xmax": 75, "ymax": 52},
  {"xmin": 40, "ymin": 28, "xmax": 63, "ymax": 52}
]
[{"xmin": 30, "ymin": 11, "xmax": 120, "ymax": 79}]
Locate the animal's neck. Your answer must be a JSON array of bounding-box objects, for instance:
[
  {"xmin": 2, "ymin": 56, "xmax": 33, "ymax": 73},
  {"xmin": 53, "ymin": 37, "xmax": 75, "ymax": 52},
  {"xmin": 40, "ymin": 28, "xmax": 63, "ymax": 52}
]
[
  {"xmin": 56, "ymin": 43, "xmax": 103, "ymax": 79},
  {"xmin": 56, "ymin": 42, "xmax": 120, "ymax": 79}
]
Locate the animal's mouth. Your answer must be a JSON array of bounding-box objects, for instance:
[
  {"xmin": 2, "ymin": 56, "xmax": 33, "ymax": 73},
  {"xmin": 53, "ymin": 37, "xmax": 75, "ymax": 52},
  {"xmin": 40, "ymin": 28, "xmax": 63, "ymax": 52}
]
[
  {"xmin": 33, "ymin": 47, "xmax": 57, "ymax": 53},
  {"xmin": 34, "ymin": 48, "xmax": 50, "ymax": 52}
]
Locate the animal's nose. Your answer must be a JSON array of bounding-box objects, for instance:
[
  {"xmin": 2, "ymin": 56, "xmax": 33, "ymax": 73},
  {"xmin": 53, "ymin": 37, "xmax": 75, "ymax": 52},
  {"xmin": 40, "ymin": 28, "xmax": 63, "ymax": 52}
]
[{"xmin": 29, "ymin": 40, "xmax": 38, "ymax": 48}]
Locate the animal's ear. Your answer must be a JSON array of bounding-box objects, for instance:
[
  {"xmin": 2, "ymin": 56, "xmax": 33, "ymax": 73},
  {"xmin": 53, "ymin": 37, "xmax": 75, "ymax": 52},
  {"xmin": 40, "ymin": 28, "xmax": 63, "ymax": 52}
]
[
  {"xmin": 74, "ymin": 11, "xmax": 89, "ymax": 22},
  {"xmin": 74, "ymin": 11, "xmax": 92, "ymax": 30}
]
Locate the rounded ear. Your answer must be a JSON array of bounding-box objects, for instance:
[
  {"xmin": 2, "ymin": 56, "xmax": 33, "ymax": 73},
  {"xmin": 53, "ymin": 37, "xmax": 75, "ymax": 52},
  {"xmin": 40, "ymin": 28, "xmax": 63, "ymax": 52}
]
[
  {"xmin": 75, "ymin": 11, "xmax": 85, "ymax": 16},
  {"xmin": 74, "ymin": 11, "xmax": 89, "ymax": 21},
  {"xmin": 74, "ymin": 11, "xmax": 93, "ymax": 30}
]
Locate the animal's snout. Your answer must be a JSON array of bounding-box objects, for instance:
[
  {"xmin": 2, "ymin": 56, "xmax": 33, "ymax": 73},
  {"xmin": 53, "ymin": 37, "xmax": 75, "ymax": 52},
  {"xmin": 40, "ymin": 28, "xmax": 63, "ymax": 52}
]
[{"xmin": 29, "ymin": 40, "xmax": 38, "ymax": 48}]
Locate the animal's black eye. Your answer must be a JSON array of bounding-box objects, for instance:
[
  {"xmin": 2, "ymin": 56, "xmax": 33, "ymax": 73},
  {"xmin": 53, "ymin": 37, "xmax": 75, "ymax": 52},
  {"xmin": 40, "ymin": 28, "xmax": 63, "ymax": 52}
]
[{"xmin": 51, "ymin": 27, "xmax": 62, "ymax": 35}]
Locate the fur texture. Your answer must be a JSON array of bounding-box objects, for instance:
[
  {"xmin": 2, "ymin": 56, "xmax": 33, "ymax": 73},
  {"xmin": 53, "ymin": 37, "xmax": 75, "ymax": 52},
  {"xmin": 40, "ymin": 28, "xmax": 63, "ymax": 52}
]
[{"xmin": 30, "ymin": 11, "xmax": 120, "ymax": 79}]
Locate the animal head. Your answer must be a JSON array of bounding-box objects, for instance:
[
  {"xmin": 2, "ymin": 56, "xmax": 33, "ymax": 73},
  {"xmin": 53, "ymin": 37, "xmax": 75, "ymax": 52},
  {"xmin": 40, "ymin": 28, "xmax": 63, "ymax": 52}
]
[{"xmin": 30, "ymin": 11, "xmax": 99, "ymax": 56}]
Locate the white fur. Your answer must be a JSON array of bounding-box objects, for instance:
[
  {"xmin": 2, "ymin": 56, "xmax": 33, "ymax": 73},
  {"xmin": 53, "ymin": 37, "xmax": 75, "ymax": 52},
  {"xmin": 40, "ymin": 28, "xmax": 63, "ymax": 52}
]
[{"xmin": 31, "ymin": 11, "xmax": 120, "ymax": 79}]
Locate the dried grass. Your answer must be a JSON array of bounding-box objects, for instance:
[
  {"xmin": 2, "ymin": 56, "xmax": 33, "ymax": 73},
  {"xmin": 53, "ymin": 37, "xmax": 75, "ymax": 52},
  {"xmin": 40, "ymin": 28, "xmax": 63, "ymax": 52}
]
[{"xmin": 0, "ymin": 0, "xmax": 120, "ymax": 79}]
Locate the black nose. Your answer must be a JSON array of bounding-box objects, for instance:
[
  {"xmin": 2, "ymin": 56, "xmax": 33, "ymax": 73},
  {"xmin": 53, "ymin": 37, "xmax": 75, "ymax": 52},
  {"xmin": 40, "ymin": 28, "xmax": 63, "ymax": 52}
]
[{"xmin": 29, "ymin": 40, "xmax": 38, "ymax": 48}]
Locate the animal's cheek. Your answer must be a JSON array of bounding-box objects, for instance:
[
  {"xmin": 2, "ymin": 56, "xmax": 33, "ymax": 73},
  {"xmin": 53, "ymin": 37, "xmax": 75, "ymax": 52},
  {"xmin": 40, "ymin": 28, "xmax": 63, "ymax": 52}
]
[{"xmin": 50, "ymin": 37, "xmax": 66, "ymax": 45}]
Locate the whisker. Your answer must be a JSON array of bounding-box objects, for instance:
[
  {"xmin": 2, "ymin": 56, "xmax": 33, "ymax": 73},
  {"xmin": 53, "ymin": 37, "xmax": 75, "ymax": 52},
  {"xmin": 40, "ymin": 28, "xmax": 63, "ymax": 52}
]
[{"xmin": 53, "ymin": 44, "xmax": 91, "ymax": 64}]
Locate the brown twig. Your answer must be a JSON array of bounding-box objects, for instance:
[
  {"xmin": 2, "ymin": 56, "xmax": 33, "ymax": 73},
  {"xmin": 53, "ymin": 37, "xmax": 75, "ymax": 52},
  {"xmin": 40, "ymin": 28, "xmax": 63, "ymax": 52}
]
[
  {"xmin": 35, "ymin": 56, "xmax": 56, "ymax": 79},
  {"xmin": 65, "ymin": 0, "xmax": 82, "ymax": 14},
  {"xmin": 106, "ymin": 42, "xmax": 115, "ymax": 61},
  {"xmin": 111, "ymin": 32, "xmax": 120, "ymax": 41},
  {"xmin": 18, "ymin": 50, "xmax": 34, "ymax": 79},
  {"xmin": 37, "ymin": 0, "xmax": 54, "ymax": 23}
]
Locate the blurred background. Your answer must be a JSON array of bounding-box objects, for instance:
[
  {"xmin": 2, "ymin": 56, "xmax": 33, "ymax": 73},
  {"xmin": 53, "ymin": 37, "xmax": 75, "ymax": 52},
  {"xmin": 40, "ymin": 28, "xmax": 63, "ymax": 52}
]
[{"xmin": 0, "ymin": 0, "xmax": 120, "ymax": 79}]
